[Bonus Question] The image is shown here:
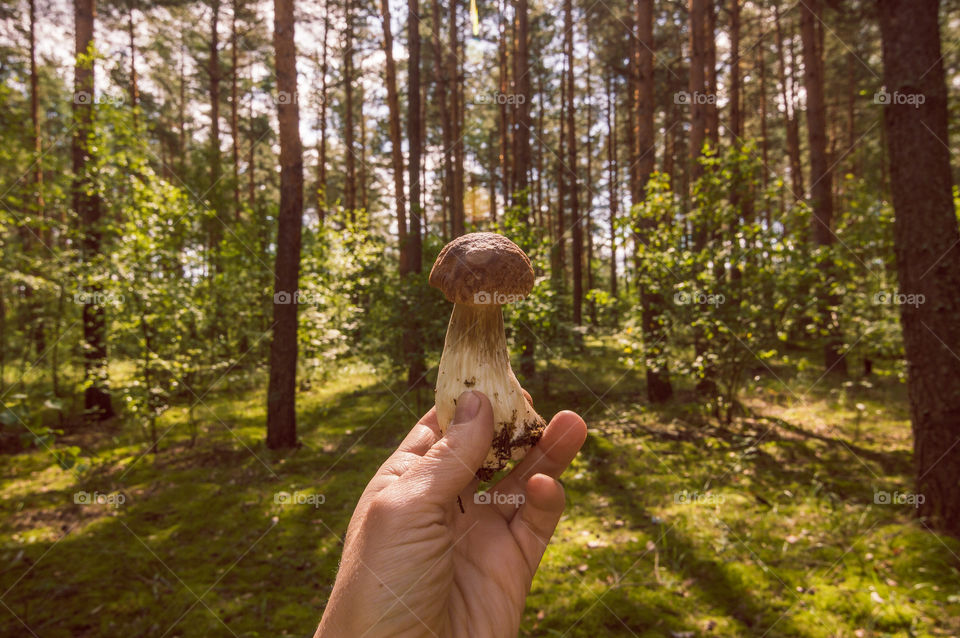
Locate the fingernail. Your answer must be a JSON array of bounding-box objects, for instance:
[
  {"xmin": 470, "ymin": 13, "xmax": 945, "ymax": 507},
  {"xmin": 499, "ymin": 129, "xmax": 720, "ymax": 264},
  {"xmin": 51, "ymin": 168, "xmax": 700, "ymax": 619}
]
[{"xmin": 453, "ymin": 391, "xmax": 481, "ymax": 424}]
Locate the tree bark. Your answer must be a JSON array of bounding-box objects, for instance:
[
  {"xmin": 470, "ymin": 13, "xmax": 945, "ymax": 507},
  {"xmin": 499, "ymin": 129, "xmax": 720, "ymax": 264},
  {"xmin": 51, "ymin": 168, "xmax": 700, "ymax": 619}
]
[
  {"xmin": 359, "ymin": 86, "xmax": 369, "ymax": 213},
  {"xmin": 30, "ymin": 0, "xmax": 44, "ymax": 228},
  {"xmin": 757, "ymin": 27, "xmax": 768, "ymax": 194},
  {"xmin": 688, "ymin": 0, "xmax": 706, "ymax": 184},
  {"xmin": 403, "ymin": 0, "xmax": 426, "ymax": 388},
  {"xmin": 343, "ymin": 0, "xmax": 357, "ymax": 218},
  {"xmin": 208, "ymin": 0, "xmax": 223, "ymax": 256},
  {"xmin": 498, "ymin": 0, "xmax": 511, "ymax": 213},
  {"xmin": 704, "ymin": 0, "xmax": 718, "ymax": 146},
  {"xmin": 878, "ymin": 0, "xmax": 960, "ymax": 537},
  {"xmin": 73, "ymin": 0, "xmax": 114, "ymax": 419},
  {"xmin": 266, "ymin": 0, "xmax": 304, "ymax": 449},
  {"xmin": 317, "ymin": 0, "xmax": 329, "ymax": 225},
  {"xmin": 564, "ymin": 0, "xmax": 582, "ymax": 325},
  {"xmin": 728, "ymin": 0, "xmax": 740, "ymax": 142},
  {"xmin": 776, "ymin": 7, "xmax": 804, "ymax": 200},
  {"xmin": 637, "ymin": 0, "xmax": 672, "ymax": 403},
  {"xmin": 510, "ymin": 0, "xmax": 531, "ymax": 208},
  {"xmin": 555, "ymin": 52, "xmax": 566, "ymax": 283},
  {"xmin": 800, "ymin": 0, "xmax": 847, "ymax": 374},
  {"xmin": 606, "ymin": 73, "xmax": 618, "ymax": 303},
  {"xmin": 431, "ymin": 0, "xmax": 454, "ymax": 237},
  {"xmin": 179, "ymin": 27, "xmax": 187, "ymax": 177},
  {"xmin": 378, "ymin": 0, "xmax": 407, "ymax": 264},
  {"xmin": 448, "ymin": 0, "xmax": 464, "ymax": 235},
  {"xmin": 231, "ymin": 0, "xmax": 241, "ymax": 217},
  {"xmin": 127, "ymin": 4, "xmax": 139, "ymax": 129}
]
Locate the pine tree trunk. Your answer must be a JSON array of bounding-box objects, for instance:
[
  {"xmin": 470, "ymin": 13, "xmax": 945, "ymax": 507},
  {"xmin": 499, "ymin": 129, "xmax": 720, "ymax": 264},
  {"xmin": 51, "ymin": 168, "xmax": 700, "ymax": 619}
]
[
  {"xmin": 637, "ymin": 0, "xmax": 672, "ymax": 403},
  {"xmin": 343, "ymin": 0, "xmax": 357, "ymax": 218},
  {"xmin": 231, "ymin": 0, "xmax": 241, "ymax": 217},
  {"xmin": 317, "ymin": 1, "xmax": 329, "ymax": 225},
  {"xmin": 29, "ymin": 0, "xmax": 44, "ymax": 228},
  {"xmin": 404, "ymin": 0, "xmax": 426, "ymax": 388},
  {"xmin": 878, "ymin": 0, "xmax": 960, "ymax": 537},
  {"xmin": 73, "ymin": 0, "xmax": 114, "ymax": 420},
  {"xmin": 379, "ymin": 0, "xmax": 407, "ymax": 267},
  {"xmin": 498, "ymin": 0, "xmax": 511, "ymax": 212},
  {"xmin": 359, "ymin": 87, "xmax": 369, "ymax": 213},
  {"xmin": 510, "ymin": 0, "xmax": 531, "ymax": 207},
  {"xmin": 800, "ymin": 0, "xmax": 847, "ymax": 375},
  {"xmin": 179, "ymin": 28, "xmax": 187, "ymax": 177},
  {"xmin": 449, "ymin": 0, "xmax": 464, "ymax": 235},
  {"xmin": 776, "ymin": 7, "xmax": 804, "ymax": 200},
  {"xmin": 688, "ymin": 0, "xmax": 706, "ymax": 184},
  {"xmin": 266, "ymin": 0, "xmax": 304, "ymax": 449},
  {"xmin": 728, "ymin": 0, "xmax": 740, "ymax": 141},
  {"xmin": 431, "ymin": 0, "xmax": 453, "ymax": 237},
  {"xmin": 704, "ymin": 0, "xmax": 718, "ymax": 147},
  {"xmin": 127, "ymin": 5, "xmax": 139, "ymax": 129},
  {"xmin": 208, "ymin": 0, "xmax": 223, "ymax": 256},
  {"xmin": 564, "ymin": 0, "xmax": 582, "ymax": 325},
  {"xmin": 606, "ymin": 73, "xmax": 618, "ymax": 303}
]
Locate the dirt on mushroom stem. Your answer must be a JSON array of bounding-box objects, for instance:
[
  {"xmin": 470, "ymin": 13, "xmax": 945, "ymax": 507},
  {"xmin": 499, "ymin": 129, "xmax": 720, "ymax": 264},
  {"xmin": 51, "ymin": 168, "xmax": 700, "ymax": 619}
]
[{"xmin": 435, "ymin": 302, "xmax": 546, "ymax": 481}]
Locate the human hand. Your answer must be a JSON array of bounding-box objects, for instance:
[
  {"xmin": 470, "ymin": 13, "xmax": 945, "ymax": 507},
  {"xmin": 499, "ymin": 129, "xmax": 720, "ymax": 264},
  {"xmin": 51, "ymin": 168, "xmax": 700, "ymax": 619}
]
[{"xmin": 315, "ymin": 390, "xmax": 587, "ymax": 638}]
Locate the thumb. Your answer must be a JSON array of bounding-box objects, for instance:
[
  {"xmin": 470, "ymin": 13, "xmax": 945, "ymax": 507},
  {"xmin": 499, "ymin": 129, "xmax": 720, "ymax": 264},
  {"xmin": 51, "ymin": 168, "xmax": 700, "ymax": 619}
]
[{"xmin": 401, "ymin": 391, "xmax": 494, "ymax": 505}]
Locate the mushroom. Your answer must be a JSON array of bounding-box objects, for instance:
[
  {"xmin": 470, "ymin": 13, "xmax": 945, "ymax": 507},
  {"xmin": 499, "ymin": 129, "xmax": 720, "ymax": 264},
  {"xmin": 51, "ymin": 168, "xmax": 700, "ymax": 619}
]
[{"xmin": 429, "ymin": 232, "xmax": 547, "ymax": 481}]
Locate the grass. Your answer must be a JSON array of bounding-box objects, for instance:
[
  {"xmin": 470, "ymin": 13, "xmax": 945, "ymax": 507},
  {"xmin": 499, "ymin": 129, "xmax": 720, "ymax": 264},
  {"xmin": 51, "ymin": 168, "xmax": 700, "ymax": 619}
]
[{"xmin": 1, "ymin": 342, "xmax": 959, "ymax": 637}]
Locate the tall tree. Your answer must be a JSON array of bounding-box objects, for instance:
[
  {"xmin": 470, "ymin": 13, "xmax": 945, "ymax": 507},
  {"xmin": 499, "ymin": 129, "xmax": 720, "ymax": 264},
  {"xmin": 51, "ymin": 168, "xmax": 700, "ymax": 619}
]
[
  {"xmin": 878, "ymin": 0, "xmax": 960, "ymax": 537},
  {"xmin": 775, "ymin": 6, "xmax": 803, "ymax": 200},
  {"xmin": 800, "ymin": 0, "xmax": 847, "ymax": 374},
  {"xmin": 510, "ymin": 0, "xmax": 531, "ymax": 207},
  {"xmin": 207, "ymin": 0, "xmax": 223, "ymax": 258},
  {"xmin": 498, "ymin": 0, "xmax": 511, "ymax": 212},
  {"xmin": 126, "ymin": 1, "xmax": 139, "ymax": 128},
  {"xmin": 449, "ymin": 0, "xmax": 465, "ymax": 235},
  {"xmin": 343, "ymin": 0, "xmax": 357, "ymax": 217},
  {"xmin": 266, "ymin": 0, "xmax": 304, "ymax": 448},
  {"xmin": 317, "ymin": 0, "xmax": 329, "ymax": 225},
  {"xmin": 73, "ymin": 0, "xmax": 115, "ymax": 419},
  {"xmin": 704, "ymin": 0, "xmax": 718, "ymax": 146},
  {"xmin": 606, "ymin": 72, "xmax": 617, "ymax": 304},
  {"xmin": 430, "ymin": 0, "xmax": 453, "ymax": 237},
  {"xmin": 403, "ymin": 0, "xmax": 425, "ymax": 388},
  {"xmin": 636, "ymin": 0, "xmax": 672, "ymax": 403},
  {"xmin": 688, "ymin": 0, "xmax": 706, "ymax": 184},
  {"xmin": 230, "ymin": 0, "xmax": 241, "ymax": 216},
  {"xmin": 564, "ymin": 0, "xmax": 582, "ymax": 325},
  {"xmin": 377, "ymin": 0, "xmax": 407, "ymax": 263},
  {"xmin": 29, "ymin": 0, "xmax": 43, "ymax": 224},
  {"xmin": 727, "ymin": 0, "xmax": 740, "ymax": 142}
]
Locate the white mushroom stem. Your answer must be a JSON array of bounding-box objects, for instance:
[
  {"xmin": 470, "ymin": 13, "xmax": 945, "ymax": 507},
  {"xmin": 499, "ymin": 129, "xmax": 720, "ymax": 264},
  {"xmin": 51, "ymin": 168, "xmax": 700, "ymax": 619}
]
[{"xmin": 435, "ymin": 302, "xmax": 545, "ymax": 478}]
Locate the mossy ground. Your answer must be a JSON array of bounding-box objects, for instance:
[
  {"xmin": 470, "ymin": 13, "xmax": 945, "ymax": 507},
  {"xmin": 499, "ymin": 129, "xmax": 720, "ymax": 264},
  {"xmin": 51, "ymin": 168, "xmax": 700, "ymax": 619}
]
[{"xmin": 1, "ymin": 343, "xmax": 958, "ymax": 637}]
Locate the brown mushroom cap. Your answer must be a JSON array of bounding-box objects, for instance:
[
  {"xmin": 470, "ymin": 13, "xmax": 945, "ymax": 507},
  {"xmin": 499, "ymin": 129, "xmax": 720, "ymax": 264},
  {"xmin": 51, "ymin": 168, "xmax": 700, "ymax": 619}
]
[{"xmin": 429, "ymin": 232, "xmax": 535, "ymax": 305}]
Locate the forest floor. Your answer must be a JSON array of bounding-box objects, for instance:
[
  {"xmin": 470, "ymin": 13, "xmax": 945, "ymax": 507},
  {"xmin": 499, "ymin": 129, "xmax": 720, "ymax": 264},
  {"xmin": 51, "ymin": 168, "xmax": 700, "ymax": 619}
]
[{"xmin": 1, "ymin": 340, "xmax": 959, "ymax": 637}]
